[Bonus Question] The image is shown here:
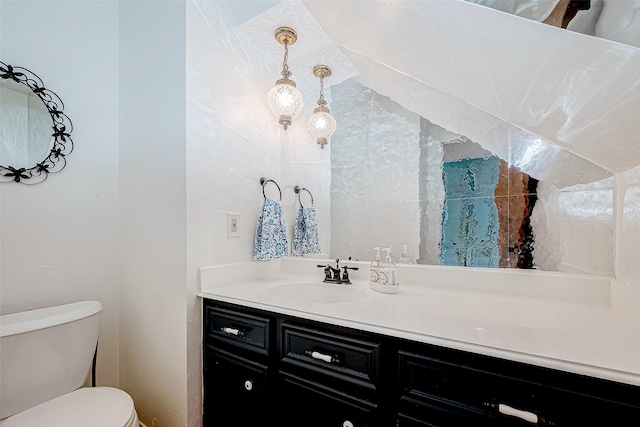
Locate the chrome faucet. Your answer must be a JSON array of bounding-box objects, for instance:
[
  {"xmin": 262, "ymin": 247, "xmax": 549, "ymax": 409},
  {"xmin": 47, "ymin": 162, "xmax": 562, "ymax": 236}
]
[{"xmin": 317, "ymin": 258, "xmax": 359, "ymax": 284}]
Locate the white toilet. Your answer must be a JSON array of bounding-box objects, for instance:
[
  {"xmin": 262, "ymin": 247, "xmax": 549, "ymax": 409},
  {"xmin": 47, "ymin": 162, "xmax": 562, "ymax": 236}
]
[{"xmin": 0, "ymin": 301, "xmax": 139, "ymax": 427}]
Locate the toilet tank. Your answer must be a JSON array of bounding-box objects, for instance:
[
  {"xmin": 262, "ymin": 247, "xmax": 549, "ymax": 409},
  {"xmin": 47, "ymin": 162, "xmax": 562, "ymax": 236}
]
[{"xmin": 0, "ymin": 301, "xmax": 102, "ymax": 420}]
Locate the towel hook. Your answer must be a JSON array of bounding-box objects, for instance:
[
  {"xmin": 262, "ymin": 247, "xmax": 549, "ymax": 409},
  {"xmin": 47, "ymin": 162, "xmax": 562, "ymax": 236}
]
[
  {"xmin": 260, "ymin": 177, "xmax": 282, "ymax": 201},
  {"xmin": 294, "ymin": 185, "xmax": 314, "ymax": 207}
]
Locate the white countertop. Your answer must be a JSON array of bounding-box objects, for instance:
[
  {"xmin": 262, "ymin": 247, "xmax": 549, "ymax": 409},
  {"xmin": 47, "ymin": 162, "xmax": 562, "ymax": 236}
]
[{"xmin": 198, "ymin": 258, "xmax": 640, "ymax": 387}]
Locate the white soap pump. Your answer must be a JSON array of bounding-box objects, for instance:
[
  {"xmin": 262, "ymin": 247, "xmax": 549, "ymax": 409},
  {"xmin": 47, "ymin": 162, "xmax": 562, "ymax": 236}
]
[
  {"xmin": 382, "ymin": 247, "xmax": 396, "ymax": 274},
  {"xmin": 398, "ymin": 244, "xmax": 412, "ymax": 264},
  {"xmin": 372, "ymin": 247, "xmax": 382, "ymax": 266}
]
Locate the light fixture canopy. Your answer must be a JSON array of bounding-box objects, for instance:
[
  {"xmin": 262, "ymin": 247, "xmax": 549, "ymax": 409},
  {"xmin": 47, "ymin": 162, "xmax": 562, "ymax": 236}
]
[
  {"xmin": 307, "ymin": 65, "xmax": 337, "ymax": 149},
  {"xmin": 267, "ymin": 27, "xmax": 304, "ymax": 130}
]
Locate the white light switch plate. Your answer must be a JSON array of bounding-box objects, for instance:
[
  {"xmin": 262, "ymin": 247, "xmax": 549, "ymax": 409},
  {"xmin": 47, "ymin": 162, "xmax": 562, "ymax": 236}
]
[{"xmin": 227, "ymin": 213, "xmax": 240, "ymax": 237}]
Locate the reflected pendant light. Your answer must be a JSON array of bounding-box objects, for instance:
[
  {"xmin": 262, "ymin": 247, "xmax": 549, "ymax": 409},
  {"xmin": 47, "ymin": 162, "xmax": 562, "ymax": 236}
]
[
  {"xmin": 307, "ymin": 65, "xmax": 336, "ymax": 149},
  {"xmin": 267, "ymin": 27, "xmax": 303, "ymax": 130}
]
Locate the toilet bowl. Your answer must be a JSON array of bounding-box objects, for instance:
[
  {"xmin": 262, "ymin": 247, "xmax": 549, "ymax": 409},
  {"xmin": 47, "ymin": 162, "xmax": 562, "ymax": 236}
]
[
  {"xmin": 0, "ymin": 387, "xmax": 139, "ymax": 427},
  {"xmin": 0, "ymin": 301, "xmax": 140, "ymax": 426}
]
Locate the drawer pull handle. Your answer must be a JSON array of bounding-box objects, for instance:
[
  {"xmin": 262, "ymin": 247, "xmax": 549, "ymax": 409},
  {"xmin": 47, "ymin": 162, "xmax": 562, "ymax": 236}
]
[
  {"xmin": 496, "ymin": 403, "xmax": 538, "ymax": 423},
  {"xmin": 485, "ymin": 403, "xmax": 555, "ymax": 425},
  {"xmin": 306, "ymin": 350, "xmax": 339, "ymax": 364},
  {"xmin": 343, "ymin": 421, "xmax": 354, "ymax": 427},
  {"xmin": 221, "ymin": 327, "xmax": 243, "ymax": 336},
  {"xmin": 244, "ymin": 380, "xmax": 253, "ymax": 391}
]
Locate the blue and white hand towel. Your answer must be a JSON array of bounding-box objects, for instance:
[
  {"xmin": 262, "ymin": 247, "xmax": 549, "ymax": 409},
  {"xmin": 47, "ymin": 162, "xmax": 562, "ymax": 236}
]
[
  {"xmin": 291, "ymin": 205, "xmax": 320, "ymax": 256},
  {"xmin": 254, "ymin": 197, "xmax": 289, "ymax": 261}
]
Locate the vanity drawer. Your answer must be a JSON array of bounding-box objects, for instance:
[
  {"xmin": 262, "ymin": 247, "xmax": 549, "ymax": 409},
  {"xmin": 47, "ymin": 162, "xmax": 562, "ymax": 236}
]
[
  {"xmin": 280, "ymin": 322, "xmax": 382, "ymax": 390},
  {"xmin": 398, "ymin": 349, "xmax": 640, "ymax": 426},
  {"xmin": 278, "ymin": 370, "xmax": 385, "ymax": 427},
  {"xmin": 205, "ymin": 305, "xmax": 272, "ymax": 356}
]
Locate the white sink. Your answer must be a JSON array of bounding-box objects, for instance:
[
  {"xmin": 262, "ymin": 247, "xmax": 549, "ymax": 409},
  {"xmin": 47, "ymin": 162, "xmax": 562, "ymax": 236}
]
[{"xmin": 266, "ymin": 282, "xmax": 367, "ymax": 304}]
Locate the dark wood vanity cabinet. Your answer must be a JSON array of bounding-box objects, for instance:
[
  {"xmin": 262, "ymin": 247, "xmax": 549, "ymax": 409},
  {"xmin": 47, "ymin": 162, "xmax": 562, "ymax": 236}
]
[
  {"xmin": 202, "ymin": 304, "xmax": 277, "ymax": 426},
  {"xmin": 396, "ymin": 341, "xmax": 640, "ymax": 427},
  {"xmin": 203, "ymin": 299, "xmax": 640, "ymax": 427}
]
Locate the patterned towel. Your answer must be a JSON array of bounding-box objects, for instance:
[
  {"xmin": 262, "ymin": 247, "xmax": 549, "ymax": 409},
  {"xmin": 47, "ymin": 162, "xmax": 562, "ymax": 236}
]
[
  {"xmin": 291, "ymin": 205, "xmax": 320, "ymax": 256},
  {"xmin": 254, "ymin": 197, "xmax": 289, "ymax": 260}
]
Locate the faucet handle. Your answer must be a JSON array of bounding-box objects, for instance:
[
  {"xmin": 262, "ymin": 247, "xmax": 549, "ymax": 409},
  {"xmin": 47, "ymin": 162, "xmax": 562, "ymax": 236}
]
[
  {"xmin": 317, "ymin": 264, "xmax": 332, "ymax": 280},
  {"xmin": 340, "ymin": 265, "xmax": 359, "ymax": 284}
]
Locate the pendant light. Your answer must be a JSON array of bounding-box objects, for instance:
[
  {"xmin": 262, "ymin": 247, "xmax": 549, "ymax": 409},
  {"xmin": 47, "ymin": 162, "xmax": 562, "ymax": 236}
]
[
  {"xmin": 267, "ymin": 27, "xmax": 303, "ymax": 130},
  {"xmin": 307, "ymin": 65, "xmax": 336, "ymax": 149}
]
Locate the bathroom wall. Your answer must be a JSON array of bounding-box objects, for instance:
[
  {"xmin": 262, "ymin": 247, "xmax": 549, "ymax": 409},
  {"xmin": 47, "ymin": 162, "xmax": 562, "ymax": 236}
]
[
  {"xmin": 119, "ymin": 1, "xmax": 188, "ymax": 426},
  {"xmin": 186, "ymin": 1, "xmax": 285, "ymax": 426},
  {"xmin": 2, "ymin": 1, "xmax": 191, "ymax": 426},
  {"xmin": 617, "ymin": 164, "xmax": 640, "ymax": 287},
  {"xmin": 611, "ymin": 163, "xmax": 640, "ymax": 355},
  {"xmin": 0, "ymin": 0, "xmax": 120, "ymax": 387}
]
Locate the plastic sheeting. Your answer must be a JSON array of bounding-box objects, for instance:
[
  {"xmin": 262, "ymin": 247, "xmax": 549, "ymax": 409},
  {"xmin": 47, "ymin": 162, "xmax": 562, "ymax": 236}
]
[
  {"xmin": 300, "ymin": 0, "xmax": 640, "ymax": 174},
  {"xmin": 468, "ymin": 0, "xmax": 640, "ymax": 48},
  {"xmin": 467, "ymin": 0, "xmax": 560, "ymax": 21}
]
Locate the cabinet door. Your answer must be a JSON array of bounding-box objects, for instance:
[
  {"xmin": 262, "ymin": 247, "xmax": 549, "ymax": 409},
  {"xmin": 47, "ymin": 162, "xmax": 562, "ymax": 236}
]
[
  {"xmin": 203, "ymin": 346, "xmax": 273, "ymax": 427},
  {"xmin": 278, "ymin": 371, "xmax": 389, "ymax": 427}
]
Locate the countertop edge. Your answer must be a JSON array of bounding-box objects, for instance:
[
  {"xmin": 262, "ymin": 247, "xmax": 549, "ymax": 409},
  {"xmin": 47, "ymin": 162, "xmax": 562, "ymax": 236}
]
[{"xmin": 198, "ymin": 291, "xmax": 640, "ymax": 388}]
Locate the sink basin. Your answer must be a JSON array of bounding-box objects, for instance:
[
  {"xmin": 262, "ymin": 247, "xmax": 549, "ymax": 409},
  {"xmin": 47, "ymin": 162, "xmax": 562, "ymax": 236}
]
[{"xmin": 266, "ymin": 282, "xmax": 367, "ymax": 304}]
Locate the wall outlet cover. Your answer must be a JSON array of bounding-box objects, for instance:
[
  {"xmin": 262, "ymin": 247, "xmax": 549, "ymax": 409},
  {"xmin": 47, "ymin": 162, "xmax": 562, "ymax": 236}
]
[{"xmin": 227, "ymin": 213, "xmax": 240, "ymax": 237}]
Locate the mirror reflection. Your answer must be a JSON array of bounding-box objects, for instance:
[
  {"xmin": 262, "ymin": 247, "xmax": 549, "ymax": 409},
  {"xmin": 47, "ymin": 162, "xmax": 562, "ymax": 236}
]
[
  {"xmin": 328, "ymin": 79, "xmax": 614, "ymax": 273},
  {"xmin": 0, "ymin": 78, "xmax": 54, "ymax": 169},
  {"xmin": 230, "ymin": 0, "xmax": 630, "ymax": 274},
  {"xmin": 0, "ymin": 61, "xmax": 73, "ymax": 184}
]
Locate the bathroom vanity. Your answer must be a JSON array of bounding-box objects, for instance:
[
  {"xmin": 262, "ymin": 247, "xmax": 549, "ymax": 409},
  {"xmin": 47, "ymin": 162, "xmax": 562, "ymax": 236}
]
[{"xmin": 199, "ymin": 260, "xmax": 640, "ymax": 426}]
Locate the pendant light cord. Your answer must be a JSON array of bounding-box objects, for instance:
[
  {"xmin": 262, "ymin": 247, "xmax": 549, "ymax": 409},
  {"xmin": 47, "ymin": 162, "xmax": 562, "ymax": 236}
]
[{"xmin": 281, "ymin": 40, "xmax": 291, "ymax": 79}]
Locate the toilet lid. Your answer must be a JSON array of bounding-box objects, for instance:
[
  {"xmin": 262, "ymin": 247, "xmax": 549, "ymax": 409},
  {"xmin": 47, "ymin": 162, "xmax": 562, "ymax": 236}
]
[{"xmin": 2, "ymin": 387, "xmax": 138, "ymax": 427}]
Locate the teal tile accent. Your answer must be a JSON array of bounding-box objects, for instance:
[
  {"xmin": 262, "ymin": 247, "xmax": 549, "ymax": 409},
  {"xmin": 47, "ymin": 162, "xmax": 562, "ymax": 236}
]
[{"xmin": 440, "ymin": 157, "xmax": 500, "ymax": 267}]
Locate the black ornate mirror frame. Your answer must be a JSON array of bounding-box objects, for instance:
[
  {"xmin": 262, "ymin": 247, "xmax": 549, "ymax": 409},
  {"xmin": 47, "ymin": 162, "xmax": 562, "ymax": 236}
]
[{"xmin": 0, "ymin": 61, "xmax": 73, "ymax": 184}]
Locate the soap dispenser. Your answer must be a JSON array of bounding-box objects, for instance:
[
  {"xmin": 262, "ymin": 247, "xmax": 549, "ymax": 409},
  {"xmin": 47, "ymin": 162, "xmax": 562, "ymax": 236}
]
[
  {"xmin": 398, "ymin": 245, "xmax": 412, "ymax": 264},
  {"xmin": 370, "ymin": 247, "xmax": 399, "ymax": 294},
  {"xmin": 369, "ymin": 247, "xmax": 384, "ymax": 290}
]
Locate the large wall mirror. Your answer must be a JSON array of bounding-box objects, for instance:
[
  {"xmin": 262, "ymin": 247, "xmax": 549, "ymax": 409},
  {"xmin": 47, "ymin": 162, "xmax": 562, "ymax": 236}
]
[
  {"xmin": 0, "ymin": 62, "xmax": 73, "ymax": 184},
  {"xmin": 222, "ymin": 0, "xmax": 635, "ymax": 275},
  {"xmin": 327, "ymin": 78, "xmax": 613, "ymax": 274}
]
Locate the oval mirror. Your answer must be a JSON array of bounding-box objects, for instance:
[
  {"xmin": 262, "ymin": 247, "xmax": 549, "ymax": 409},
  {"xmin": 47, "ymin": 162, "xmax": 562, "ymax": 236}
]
[{"xmin": 0, "ymin": 62, "xmax": 73, "ymax": 184}]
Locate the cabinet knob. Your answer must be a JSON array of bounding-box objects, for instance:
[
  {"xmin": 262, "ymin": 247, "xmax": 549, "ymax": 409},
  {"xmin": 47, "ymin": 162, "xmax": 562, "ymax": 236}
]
[
  {"xmin": 343, "ymin": 421, "xmax": 354, "ymax": 427},
  {"xmin": 244, "ymin": 380, "xmax": 253, "ymax": 391}
]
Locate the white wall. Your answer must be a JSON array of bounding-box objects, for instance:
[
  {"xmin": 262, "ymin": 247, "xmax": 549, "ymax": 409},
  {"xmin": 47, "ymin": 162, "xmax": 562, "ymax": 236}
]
[
  {"xmin": 617, "ymin": 164, "xmax": 640, "ymax": 287},
  {"xmin": 186, "ymin": 1, "xmax": 284, "ymax": 425},
  {"xmin": 0, "ymin": 0, "xmax": 120, "ymax": 387},
  {"xmin": 119, "ymin": 1, "xmax": 187, "ymax": 426}
]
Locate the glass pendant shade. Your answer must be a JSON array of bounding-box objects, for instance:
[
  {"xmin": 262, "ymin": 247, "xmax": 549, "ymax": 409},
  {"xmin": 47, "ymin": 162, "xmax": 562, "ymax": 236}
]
[
  {"xmin": 308, "ymin": 107, "xmax": 337, "ymax": 149},
  {"xmin": 308, "ymin": 64, "xmax": 336, "ymax": 149},
  {"xmin": 267, "ymin": 82, "xmax": 304, "ymax": 130},
  {"xmin": 268, "ymin": 27, "xmax": 303, "ymax": 130}
]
